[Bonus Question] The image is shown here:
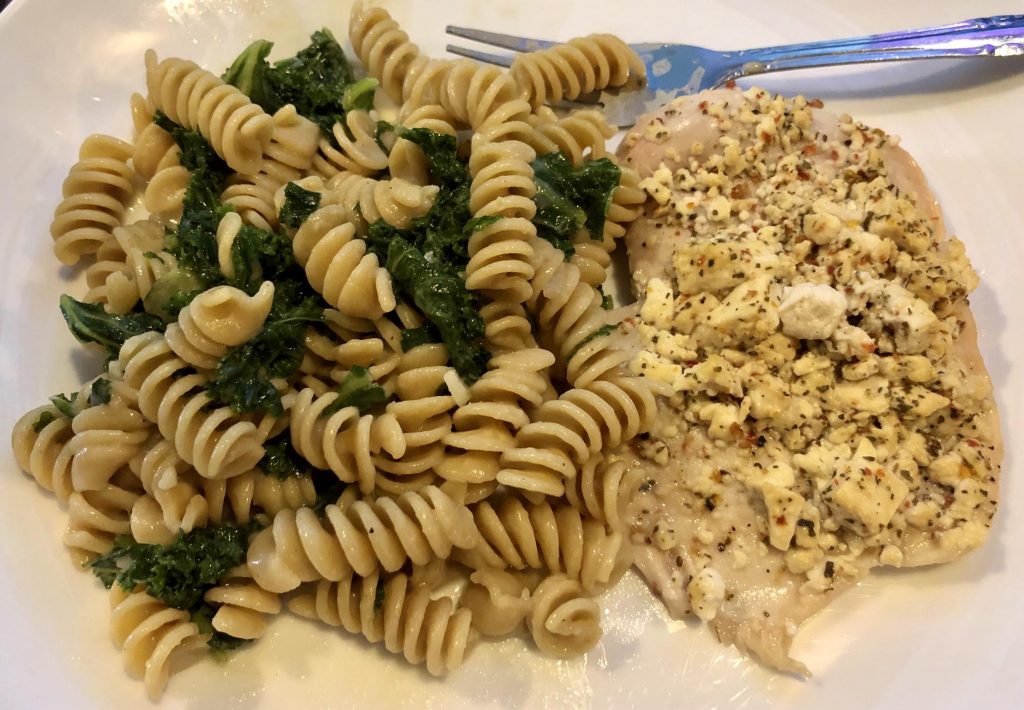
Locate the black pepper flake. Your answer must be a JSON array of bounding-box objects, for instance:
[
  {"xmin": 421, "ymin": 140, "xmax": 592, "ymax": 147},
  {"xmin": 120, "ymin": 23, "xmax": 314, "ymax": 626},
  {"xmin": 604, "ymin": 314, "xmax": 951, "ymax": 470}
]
[
  {"xmin": 796, "ymin": 519, "xmax": 817, "ymax": 537},
  {"xmin": 824, "ymin": 561, "xmax": 835, "ymax": 578}
]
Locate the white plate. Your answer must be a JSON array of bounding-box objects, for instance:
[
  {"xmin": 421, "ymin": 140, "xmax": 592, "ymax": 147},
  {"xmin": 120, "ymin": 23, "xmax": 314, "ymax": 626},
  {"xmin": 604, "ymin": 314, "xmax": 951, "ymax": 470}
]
[{"xmin": 1, "ymin": 0, "xmax": 1022, "ymax": 707}]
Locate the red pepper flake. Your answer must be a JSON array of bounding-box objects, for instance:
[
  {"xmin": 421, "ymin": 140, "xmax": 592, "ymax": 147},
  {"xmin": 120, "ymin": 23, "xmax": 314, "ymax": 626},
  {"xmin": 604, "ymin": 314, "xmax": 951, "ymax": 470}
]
[
  {"xmin": 826, "ymin": 264, "xmax": 836, "ymax": 275},
  {"xmin": 966, "ymin": 439, "xmax": 980, "ymax": 448},
  {"xmin": 862, "ymin": 342, "xmax": 877, "ymax": 353},
  {"xmin": 775, "ymin": 515, "xmax": 787, "ymax": 526},
  {"xmin": 808, "ymin": 98, "xmax": 824, "ymax": 109},
  {"xmin": 761, "ymin": 131, "xmax": 774, "ymax": 144},
  {"xmin": 830, "ymin": 149, "xmax": 839, "ymax": 161},
  {"xmin": 802, "ymin": 144, "xmax": 818, "ymax": 156},
  {"xmin": 725, "ymin": 79, "xmax": 737, "ymax": 89},
  {"xmin": 796, "ymin": 168, "xmax": 810, "ymax": 181}
]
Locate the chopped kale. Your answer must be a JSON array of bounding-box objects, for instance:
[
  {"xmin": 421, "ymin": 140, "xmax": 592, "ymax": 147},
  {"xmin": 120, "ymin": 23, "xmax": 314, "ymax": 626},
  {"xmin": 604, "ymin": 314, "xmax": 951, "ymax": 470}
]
[
  {"xmin": 400, "ymin": 324, "xmax": 439, "ymax": 352},
  {"xmin": 227, "ymin": 223, "xmax": 298, "ymax": 294},
  {"xmin": 531, "ymin": 153, "xmax": 621, "ymax": 258},
  {"xmin": 310, "ymin": 470, "xmax": 348, "ymax": 514},
  {"xmin": 320, "ymin": 366, "xmax": 388, "ymax": 418},
  {"xmin": 223, "ymin": 30, "xmax": 363, "ymax": 135},
  {"xmin": 88, "ymin": 378, "xmax": 112, "ymax": 406},
  {"xmin": 374, "ymin": 235, "xmax": 488, "ymax": 383},
  {"xmin": 278, "ymin": 182, "xmax": 322, "ymax": 229},
  {"xmin": 258, "ymin": 434, "xmax": 312, "ymax": 480},
  {"xmin": 32, "ymin": 410, "xmax": 57, "ymax": 433},
  {"xmin": 206, "ymin": 289, "xmax": 324, "ymax": 415},
  {"xmin": 59, "ymin": 295, "xmax": 165, "ymax": 360},
  {"xmin": 361, "ymin": 127, "xmax": 489, "ymax": 382},
  {"xmin": 48, "ymin": 392, "xmax": 78, "ymax": 418},
  {"xmin": 88, "ymin": 524, "xmax": 255, "ymax": 611},
  {"xmin": 342, "ymin": 77, "xmax": 379, "ymax": 112},
  {"xmin": 598, "ymin": 286, "xmax": 615, "ymax": 310}
]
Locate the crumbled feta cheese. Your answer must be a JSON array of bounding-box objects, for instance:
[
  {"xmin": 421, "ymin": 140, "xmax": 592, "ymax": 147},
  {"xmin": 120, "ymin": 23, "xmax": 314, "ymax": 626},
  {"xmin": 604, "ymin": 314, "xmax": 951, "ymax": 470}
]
[
  {"xmin": 823, "ymin": 456, "xmax": 910, "ymax": 536},
  {"xmin": 687, "ymin": 568, "xmax": 726, "ymax": 622},
  {"xmin": 778, "ymin": 283, "xmax": 847, "ymax": 340}
]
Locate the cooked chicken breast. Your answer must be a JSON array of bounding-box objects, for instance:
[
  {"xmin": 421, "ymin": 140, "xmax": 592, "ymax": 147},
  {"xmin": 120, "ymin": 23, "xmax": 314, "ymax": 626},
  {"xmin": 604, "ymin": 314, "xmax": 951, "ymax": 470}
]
[{"xmin": 615, "ymin": 87, "xmax": 1002, "ymax": 673}]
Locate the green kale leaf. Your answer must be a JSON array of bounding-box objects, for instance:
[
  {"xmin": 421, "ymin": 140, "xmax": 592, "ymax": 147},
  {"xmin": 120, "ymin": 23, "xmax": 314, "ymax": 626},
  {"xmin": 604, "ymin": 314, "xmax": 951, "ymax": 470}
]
[
  {"xmin": 531, "ymin": 153, "xmax": 621, "ymax": 258},
  {"xmin": 59, "ymin": 295, "xmax": 165, "ymax": 360},
  {"xmin": 88, "ymin": 524, "xmax": 255, "ymax": 611},
  {"xmin": 278, "ymin": 181, "xmax": 322, "ymax": 229},
  {"xmin": 89, "ymin": 377, "xmax": 112, "ymax": 406},
  {"xmin": 31, "ymin": 410, "xmax": 57, "ymax": 433},
  {"xmin": 206, "ymin": 288, "xmax": 324, "ymax": 415},
  {"xmin": 258, "ymin": 434, "xmax": 313, "ymax": 480},
  {"xmin": 320, "ymin": 366, "xmax": 388, "ymax": 418},
  {"xmin": 377, "ymin": 236, "xmax": 488, "ymax": 382},
  {"xmin": 223, "ymin": 30, "xmax": 362, "ymax": 135},
  {"xmin": 48, "ymin": 392, "xmax": 78, "ymax": 418},
  {"xmin": 191, "ymin": 603, "xmax": 250, "ymax": 654},
  {"xmin": 399, "ymin": 324, "xmax": 439, "ymax": 352}
]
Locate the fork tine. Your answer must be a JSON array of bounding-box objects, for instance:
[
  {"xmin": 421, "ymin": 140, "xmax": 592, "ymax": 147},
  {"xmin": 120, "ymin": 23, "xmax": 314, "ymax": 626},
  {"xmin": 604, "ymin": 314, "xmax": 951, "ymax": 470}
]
[
  {"xmin": 446, "ymin": 44, "xmax": 515, "ymax": 67},
  {"xmin": 445, "ymin": 25, "xmax": 557, "ymax": 52}
]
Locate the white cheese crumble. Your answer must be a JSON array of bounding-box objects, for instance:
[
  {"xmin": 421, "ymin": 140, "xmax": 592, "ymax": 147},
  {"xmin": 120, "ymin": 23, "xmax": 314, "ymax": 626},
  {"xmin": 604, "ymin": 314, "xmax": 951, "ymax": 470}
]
[{"xmin": 687, "ymin": 568, "xmax": 726, "ymax": 621}]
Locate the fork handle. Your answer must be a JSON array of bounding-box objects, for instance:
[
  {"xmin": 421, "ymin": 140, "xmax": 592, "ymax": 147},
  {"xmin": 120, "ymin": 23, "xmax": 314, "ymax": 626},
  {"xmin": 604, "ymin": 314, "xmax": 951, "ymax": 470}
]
[{"xmin": 731, "ymin": 15, "xmax": 1024, "ymax": 80}]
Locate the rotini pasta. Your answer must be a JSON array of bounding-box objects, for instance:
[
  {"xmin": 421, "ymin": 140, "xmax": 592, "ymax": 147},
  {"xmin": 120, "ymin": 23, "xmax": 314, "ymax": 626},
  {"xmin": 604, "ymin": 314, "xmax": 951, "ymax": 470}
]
[
  {"xmin": 289, "ymin": 386, "xmax": 404, "ymax": 494},
  {"xmin": 245, "ymin": 485, "xmax": 477, "ymax": 593},
  {"xmin": 15, "ymin": 7, "xmax": 668, "ymax": 691},
  {"xmin": 436, "ymin": 348, "xmax": 554, "ymax": 487},
  {"xmin": 165, "ymin": 281, "xmax": 275, "ymax": 370},
  {"xmin": 323, "ymin": 172, "xmax": 439, "ymax": 235},
  {"xmin": 497, "ymin": 375, "xmax": 658, "ymax": 497},
  {"xmin": 288, "ymin": 569, "xmax": 474, "ymax": 676},
  {"xmin": 311, "ymin": 109, "xmax": 389, "ymax": 178},
  {"xmin": 222, "ymin": 104, "xmax": 321, "ymax": 232},
  {"xmin": 50, "ymin": 134, "xmax": 135, "ymax": 265},
  {"xmin": 460, "ymin": 568, "xmax": 534, "ymax": 637},
  {"xmin": 203, "ymin": 566, "xmax": 282, "ymax": 640},
  {"xmin": 292, "ymin": 205, "xmax": 397, "ymax": 320},
  {"xmin": 458, "ymin": 496, "xmax": 623, "ymax": 592},
  {"xmin": 145, "ymin": 50, "xmax": 274, "ymax": 175},
  {"xmin": 11, "ymin": 404, "xmax": 77, "ymax": 502},
  {"xmin": 108, "ymin": 586, "xmax": 203, "ymax": 700},
  {"xmin": 510, "ymin": 34, "xmax": 647, "ymax": 109},
  {"xmin": 64, "ymin": 480, "xmax": 140, "ymax": 565},
  {"xmin": 526, "ymin": 574, "xmax": 602, "ymax": 658},
  {"xmin": 118, "ymin": 332, "xmax": 267, "ymax": 479}
]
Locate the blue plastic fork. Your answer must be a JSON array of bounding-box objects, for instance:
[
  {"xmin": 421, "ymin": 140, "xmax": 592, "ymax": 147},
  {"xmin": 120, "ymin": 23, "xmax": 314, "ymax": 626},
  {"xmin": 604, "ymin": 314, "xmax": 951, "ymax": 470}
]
[{"xmin": 447, "ymin": 15, "xmax": 1024, "ymax": 126}]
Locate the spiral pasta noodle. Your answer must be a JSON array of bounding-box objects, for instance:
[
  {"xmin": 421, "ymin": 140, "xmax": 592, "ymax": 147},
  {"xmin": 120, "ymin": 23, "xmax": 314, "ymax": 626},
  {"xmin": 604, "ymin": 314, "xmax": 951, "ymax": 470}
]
[
  {"xmin": 311, "ymin": 109, "xmax": 389, "ymax": 178},
  {"xmin": 289, "ymin": 386, "xmax": 404, "ymax": 494},
  {"xmin": 222, "ymin": 104, "xmax": 321, "ymax": 231},
  {"xmin": 64, "ymin": 480, "xmax": 141, "ymax": 566},
  {"xmin": 11, "ymin": 404, "xmax": 77, "ymax": 502},
  {"xmin": 465, "ymin": 135, "xmax": 538, "ymax": 304},
  {"xmin": 389, "ymin": 104, "xmax": 458, "ymax": 185},
  {"xmin": 510, "ymin": 34, "xmax": 647, "ymax": 109},
  {"xmin": 67, "ymin": 384, "xmax": 152, "ymax": 492},
  {"xmin": 459, "ymin": 496, "xmax": 622, "ymax": 592},
  {"xmin": 83, "ymin": 220, "xmax": 177, "ymax": 315},
  {"xmin": 461, "ymin": 568, "xmax": 534, "ymax": 637},
  {"xmin": 292, "ymin": 205, "xmax": 397, "ymax": 321},
  {"xmin": 144, "ymin": 50, "xmax": 274, "ymax": 175},
  {"xmin": 323, "ymin": 172, "xmax": 439, "ymax": 236},
  {"xmin": 129, "ymin": 92, "xmax": 180, "ymax": 180},
  {"xmin": 289, "ymin": 569, "xmax": 474, "ymax": 676},
  {"xmin": 203, "ymin": 566, "xmax": 282, "ymax": 640},
  {"xmin": 50, "ymin": 134, "xmax": 136, "ymax": 265},
  {"xmin": 246, "ymin": 485, "xmax": 477, "ymax": 593},
  {"xmin": 564, "ymin": 453, "xmax": 643, "ymax": 533},
  {"xmin": 128, "ymin": 438, "xmax": 208, "ymax": 544},
  {"xmin": 108, "ymin": 586, "xmax": 203, "ymax": 700},
  {"xmin": 165, "ymin": 281, "xmax": 275, "ymax": 370},
  {"xmin": 435, "ymin": 348, "xmax": 554, "ymax": 487},
  {"xmin": 497, "ymin": 375, "xmax": 658, "ymax": 497},
  {"xmin": 118, "ymin": 332, "xmax": 267, "ymax": 479},
  {"xmin": 527, "ymin": 574, "xmax": 602, "ymax": 658},
  {"xmin": 349, "ymin": 1, "xmax": 434, "ymax": 105},
  {"xmin": 529, "ymin": 107, "xmax": 615, "ymax": 167}
]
